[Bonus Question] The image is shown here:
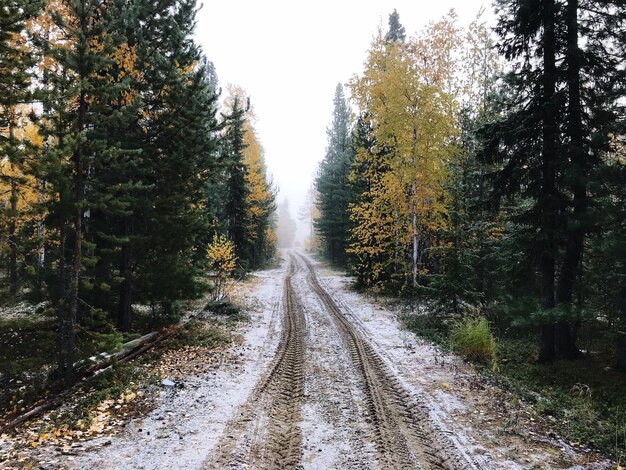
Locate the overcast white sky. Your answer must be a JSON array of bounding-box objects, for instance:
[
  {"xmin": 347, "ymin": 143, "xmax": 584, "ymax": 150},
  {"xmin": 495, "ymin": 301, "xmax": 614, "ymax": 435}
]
[{"xmin": 196, "ymin": 0, "xmax": 495, "ymax": 240}]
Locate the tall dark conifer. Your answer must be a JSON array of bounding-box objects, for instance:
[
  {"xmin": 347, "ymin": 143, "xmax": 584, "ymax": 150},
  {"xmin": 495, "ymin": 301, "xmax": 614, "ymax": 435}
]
[
  {"xmin": 221, "ymin": 96, "xmax": 250, "ymax": 267},
  {"xmin": 485, "ymin": 0, "xmax": 566, "ymax": 362},
  {"xmin": 485, "ymin": 0, "xmax": 624, "ymax": 361},
  {"xmin": 315, "ymin": 83, "xmax": 353, "ymax": 265},
  {"xmin": 347, "ymin": 112, "xmax": 392, "ymax": 286},
  {"xmin": 385, "ymin": 9, "xmax": 406, "ymax": 42},
  {"xmin": 37, "ymin": 0, "xmax": 124, "ymax": 382},
  {"xmin": 0, "ymin": 0, "xmax": 41, "ymax": 296}
]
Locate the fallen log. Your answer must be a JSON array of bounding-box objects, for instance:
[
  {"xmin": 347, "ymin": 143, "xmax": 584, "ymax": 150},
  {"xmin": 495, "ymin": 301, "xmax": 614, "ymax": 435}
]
[
  {"xmin": 75, "ymin": 331, "xmax": 161, "ymax": 376},
  {"xmin": 0, "ymin": 325, "xmax": 181, "ymax": 434}
]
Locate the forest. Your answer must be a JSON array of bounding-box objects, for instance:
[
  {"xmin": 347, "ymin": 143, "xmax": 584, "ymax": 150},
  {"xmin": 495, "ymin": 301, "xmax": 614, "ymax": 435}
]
[
  {"xmin": 312, "ymin": 3, "xmax": 625, "ymax": 457},
  {"xmin": 2, "ymin": 0, "xmax": 626, "ymax": 465},
  {"xmin": 0, "ymin": 0, "xmax": 278, "ymax": 392}
]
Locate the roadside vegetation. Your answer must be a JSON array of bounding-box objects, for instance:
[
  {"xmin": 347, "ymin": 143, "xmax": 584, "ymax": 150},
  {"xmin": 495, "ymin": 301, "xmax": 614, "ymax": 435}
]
[
  {"xmin": 311, "ymin": 5, "xmax": 626, "ymax": 464},
  {"xmin": 402, "ymin": 311, "xmax": 626, "ymax": 461},
  {"xmin": 0, "ymin": 298, "xmax": 244, "ymax": 464},
  {"xmin": 0, "ymin": 0, "xmax": 278, "ymax": 437}
]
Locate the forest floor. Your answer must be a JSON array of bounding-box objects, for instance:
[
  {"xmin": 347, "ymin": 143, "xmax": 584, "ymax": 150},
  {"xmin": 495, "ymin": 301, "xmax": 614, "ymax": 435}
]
[{"xmin": 0, "ymin": 251, "xmax": 617, "ymax": 469}]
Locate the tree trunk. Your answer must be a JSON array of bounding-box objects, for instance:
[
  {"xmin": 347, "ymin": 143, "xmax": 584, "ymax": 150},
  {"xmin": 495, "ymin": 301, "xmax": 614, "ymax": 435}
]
[
  {"xmin": 57, "ymin": 223, "xmax": 69, "ymax": 379},
  {"xmin": 617, "ymin": 331, "xmax": 626, "ymax": 372},
  {"xmin": 9, "ymin": 178, "xmax": 17, "ymax": 296},
  {"xmin": 555, "ymin": 0, "xmax": 584, "ymax": 360},
  {"xmin": 36, "ymin": 178, "xmax": 46, "ymax": 293},
  {"xmin": 412, "ymin": 205, "xmax": 418, "ymax": 286},
  {"xmin": 64, "ymin": 86, "xmax": 87, "ymax": 385},
  {"xmin": 616, "ymin": 287, "xmax": 626, "ymax": 371},
  {"xmin": 538, "ymin": 324, "xmax": 555, "ymax": 363},
  {"xmin": 555, "ymin": 322, "xmax": 579, "ymax": 359},
  {"xmin": 118, "ymin": 219, "xmax": 133, "ymax": 332},
  {"xmin": 537, "ymin": 0, "xmax": 558, "ymax": 363},
  {"xmin": 8, "ymin": 118, "xmax": 17, "ymax": 296}
]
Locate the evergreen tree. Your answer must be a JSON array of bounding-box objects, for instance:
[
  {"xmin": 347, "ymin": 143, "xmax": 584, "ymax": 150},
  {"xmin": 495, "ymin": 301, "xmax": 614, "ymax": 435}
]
[
  {"xmin": 315, "ymin": 83, "xmax": 353, "ymax": 265},
  {"xmin": 242, "ymin": 119, "xmax": 276, "ymax": 269},
  {"xmin": 35, "ymin": 0, "xmax": 128, "ymax": 382},
  {"xmin": 485, "ymin": 0, "xmax": 624, "ymax": 361},
  {"xmin": 435, "ymin": 17, "xmax": 502, "ymax": 312},
  {"xmin": 221, "ymin": 95, "xmax": 251, "ymax": 269},
  {"xmin": 134, "ymin": 0, "xmax": 220, "ymax": 316},
  {"xmin": 0, "ymin": 0, "xmax": 41, "ymax": 295},
  {"xmin": 347, "ymin": 113, "xmax": 394, "ymax": 288},
  {"xmin": 385, "ymin": 9, "xmax": 406, "ymax": 42}
]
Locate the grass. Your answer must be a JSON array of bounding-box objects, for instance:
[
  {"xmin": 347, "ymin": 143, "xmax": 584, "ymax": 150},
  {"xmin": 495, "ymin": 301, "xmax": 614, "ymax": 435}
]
[
  {"xmin": 163, "ymin": 317, "xmax": 232, "ymax": 349},
  {"xmin": 449, "ymin": 317, "xmax": 497, "ymax": 364},
  {"xmin": 204, "ymin": 300, "xmax": 250, "ymax": 322},
  {"xmin": 401, "ymin": 312, "xmax": 626, "ymax": 461}
]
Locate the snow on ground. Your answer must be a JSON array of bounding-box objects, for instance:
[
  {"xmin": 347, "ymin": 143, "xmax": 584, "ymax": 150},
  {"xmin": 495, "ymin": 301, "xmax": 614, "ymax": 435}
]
[
  {"xmin": 3, "ymin": 252, "xmax": 614, "ymax": 470},
  {"xmin": 294, "ymin": 265, "xmax": 380, "ymax": 470},
  {"xmin": 64, "ymin": 259, "xmax": 286, "ymax": 470},
  {"xmin": 302, "ymin": 253, "xmax": 612, "ymax": 470}
]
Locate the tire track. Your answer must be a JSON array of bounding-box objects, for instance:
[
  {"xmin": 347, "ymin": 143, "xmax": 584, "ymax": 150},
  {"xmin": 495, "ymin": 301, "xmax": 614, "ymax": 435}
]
[
  {"xmin": 296, "ymin": 253, "xmax": 460, "ymax": 470},
  {"xmin": 205, "ymin": 255, "xmax": 305, "ymax": 470}
]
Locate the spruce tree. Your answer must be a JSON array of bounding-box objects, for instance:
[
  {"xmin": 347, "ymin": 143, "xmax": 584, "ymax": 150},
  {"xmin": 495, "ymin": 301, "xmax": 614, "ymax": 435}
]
[
  {"xmin": 221, "ymin": 96, "xmax": 251, "ymax": 269},
  {"xmin": 0, "ymin": 0, "xmax": 41, "ymax": 296},
  {"xmin": 485, "ymin": 0, "xmax": 624, "ymax": 361},
  {"xmin": 315, "ymin": 83, "xmax": 353, "ymax": 265},
  {"xmin": 133, "ymin": 0, "xmax": 220, "ymax": 315},
  {"xmin": 385, "ymin": 9, "xmax": 406, "ymax": 42},
  {"xmin": 347, "ymin": 113, "xmax": 394, "ymax": 287},
  {"xmin": 36, "ymin": 0, "xmax": 129, "ymax": 382}
]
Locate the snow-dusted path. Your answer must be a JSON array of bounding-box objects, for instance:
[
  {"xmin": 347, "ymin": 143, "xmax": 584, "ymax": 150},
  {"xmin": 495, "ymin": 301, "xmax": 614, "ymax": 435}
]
[
  {"xmin": 65, "ymin": 261, "xmax": 287, "ymax": 470},
  {"xmin": 299, "ymin": 252, "xmax": 611, "ymax": 470},
  {"xmin": 57, "ymin": 251, "xmax": 612, "ymax": 470}
]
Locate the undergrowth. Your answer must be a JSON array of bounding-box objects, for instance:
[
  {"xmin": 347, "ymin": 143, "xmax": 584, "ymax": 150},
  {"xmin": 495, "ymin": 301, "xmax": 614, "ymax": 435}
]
[
  {"xmin": 40, "ymin": 318, "xmax": 232, "ymax": 430},
  {"xmin": 401, "ymin": 312, "xmax": 626, "ymax": 461},
  {"xmin": 449, "ymin": 317, "xmax": 497, "ymax": 364},
  {"xmin": 0, "ymin": 306, "xmax": 234, "ymax": 430}
]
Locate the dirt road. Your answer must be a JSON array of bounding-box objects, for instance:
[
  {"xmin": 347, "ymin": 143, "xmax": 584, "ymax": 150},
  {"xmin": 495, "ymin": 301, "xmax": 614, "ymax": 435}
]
[
  {"xmin": 56, "ymin": 252, "xmax": 610, "ymax": 470},
  {"xmin": 205, "ymin": 253, "xmax": 469, "ymax": 469}
]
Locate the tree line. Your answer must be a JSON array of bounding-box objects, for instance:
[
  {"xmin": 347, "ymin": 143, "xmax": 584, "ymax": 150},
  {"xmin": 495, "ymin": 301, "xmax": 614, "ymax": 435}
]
[
  {"xmin": 0, "ymin": 0, "xmax": 276, "ymax": 383},
  {"xmin": 314, "ymin": 4, "xmax": 625, "ymax": 367}
]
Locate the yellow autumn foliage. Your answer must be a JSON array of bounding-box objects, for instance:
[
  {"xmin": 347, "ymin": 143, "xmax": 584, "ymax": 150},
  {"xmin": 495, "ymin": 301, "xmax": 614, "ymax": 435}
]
[
  {"xmin": 348, "ymin": 15, "xmax": 461, "ymax": 287},
  {"xmin": 207, "ymin": 234, "xmax": 237, "ymax": 301}
]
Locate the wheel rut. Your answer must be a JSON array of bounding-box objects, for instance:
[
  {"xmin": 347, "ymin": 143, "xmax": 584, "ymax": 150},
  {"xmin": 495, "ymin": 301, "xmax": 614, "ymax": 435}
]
[
  {"xmin": 296, "ymin": 253, "xmax": 461, "ymax": 470},
  {"xmin": 205, "ymin": 255, "xmax": 305, "ymax": 470}
]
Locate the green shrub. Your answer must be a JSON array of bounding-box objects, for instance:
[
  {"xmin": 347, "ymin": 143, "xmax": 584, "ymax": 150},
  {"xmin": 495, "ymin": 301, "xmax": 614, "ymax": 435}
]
[{"xmin": 450, "ymin": 317, "xmax": 496, "ymax": 363}]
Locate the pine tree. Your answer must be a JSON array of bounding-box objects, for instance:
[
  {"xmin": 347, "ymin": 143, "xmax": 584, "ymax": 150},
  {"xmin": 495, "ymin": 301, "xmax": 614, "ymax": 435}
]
[
  {"xmin": 133, "ymin": 0, "xmax": 220, "ymax": 316},
  {"xmin": 485, "ymin": 0, "xmax": 624, "ymax": 361},
  {"xmin": 0, "ymin": 0, "xmax": 41, "ymax": 296},
  {"xmin": 347, "ymin": 113, "xmax": 395, "ymax": 288},
  {"xmin": 242, "ymin": 118, "xmax": 276, "ymax": 268},
  {"xmin": 35, "ymin": 0, "xmax": 125, "ymax": 382}
]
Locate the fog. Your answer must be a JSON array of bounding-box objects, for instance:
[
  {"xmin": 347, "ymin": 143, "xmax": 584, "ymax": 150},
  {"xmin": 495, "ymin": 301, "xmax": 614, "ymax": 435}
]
[{"xmin": 195, "ymin": 0, "xmax": 494, "ymax": 242}]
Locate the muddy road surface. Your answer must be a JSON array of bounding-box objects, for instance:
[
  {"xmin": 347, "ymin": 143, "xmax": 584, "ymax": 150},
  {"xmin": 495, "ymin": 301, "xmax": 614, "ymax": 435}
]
[
  {"xmin": 205, "ymin": 253, "xmax": 467, "ymax": 470},
  {"xmin": 55, "ymin": 251, "xmax": 610, "ymax": 470}
]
